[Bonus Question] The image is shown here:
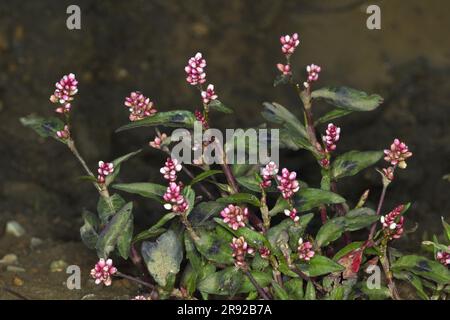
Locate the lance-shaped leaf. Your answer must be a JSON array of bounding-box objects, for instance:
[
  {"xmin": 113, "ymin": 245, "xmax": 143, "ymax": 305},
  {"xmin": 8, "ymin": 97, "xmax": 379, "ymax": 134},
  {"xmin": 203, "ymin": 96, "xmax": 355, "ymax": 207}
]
[
  {"xmin": 284, "ymin": 278, "xmax": 304, "ymax": 300},
  {"xmin": 297, "ymin": 255, "xmax": 345, "ymax": 277},
  {"xmin": 394, "ymin": 271, "xmax": 429, "ymax": 300},
  {"xmin": 141, "ymin": 230, "xmax": 183, "ymax": 287},
  {"xmin": 442, "ymin": 217, "xmax": 450, "ymax": 242},
  {"xmin": 344, "ymin": 207, "xmax": 378, "ymax": 231},
  {"xmin": 97, "ymin": 194, "xmax": 126, "ymax": 224},
  {"xmin": 117, "ymin": 215, "xmax": 134, "ymax": 259},
  {"xmin": 208, "ymin": 100, "xmax": 233, "ymax": 114},
  {"xmin": 217, "ymin": 193, "xmax": 261, "ymax": 207},
  {"xmin": 132, "ymin": 212, "xmax": 176, "ymax": 243},
  {"xmin": 112, "ymin": 182, "xmax": 166, "ymax": 203},
  {"xmin": 189, "ymin": 201, "xmax": 224, "ymax": 227},
  {"xmin": 331, "ymin": 150, "xmax": 383, "ymax": 180},
  {"xmin": 304, "ymin": 281, "xmax": 316, "ymax": 300},
  {"xmin": 96, "ymin": 202, "xmax": 133, "ymax": 258},
  {"xmin": 194, "ymin": 226, "xmax": 234, "ymax": 264},
  {"xmin": 311, "ymin": 87, "xmax": 383, "ymax": 112},
  {"xmin": 294, "ymin": 188, "xmax": 346, "ymax": 212},
  {"xmin": 116, "ymin": 110, "xmax": 196, "ymax": 132},
  {"xmin": 20, "ymin": 115, "xmax": 65, "ymax": 140},
  {"xmin": 214, "ymin": 218, "xmax": 270, "ymax": 248},
  {"xmin": 316, "ymin": 217, "xmax": 346, "ymax": 247},
  {"xmin": 105, "ymin": 149, "xmax": 141, "ymax": 186},
  {"xmin": 315, "ymin": 108, "xmax": 353, "ymax": 125},
  {"xmin": 391, "ymin": 255, "xmax": 450, "ymax": 284},
  {"xmin": 80, "ymin": 210, "xmax": 99, "ymax": 249},
  {"xmin": 189, "ymin": 170, "xmax": 223, "ymax": 186}
]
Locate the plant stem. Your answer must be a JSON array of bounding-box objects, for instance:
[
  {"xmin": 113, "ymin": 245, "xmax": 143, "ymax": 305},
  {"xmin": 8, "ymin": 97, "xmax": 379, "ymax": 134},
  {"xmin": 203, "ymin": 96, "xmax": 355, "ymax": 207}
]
[
  {"xmin": 116, "ymin": 271, "xmax": 156, "ymax": 290},
  {"xmin": 368, "ymin": 184, "xmax": 388, "ymax": 241},
  {"xmin": 380, "ymin": 245, "xmax": 401, "ymax": 300},
  {"xmin": 291, "ymin": 266, "xmax": 325, "ymax": 294},
  {"xmin": 180, "ymin": 213, "xmax": 200, "ymax": 242},
  {"xmin": 244, "ymin": 270, "xmax": 270, "ymax": 300}
]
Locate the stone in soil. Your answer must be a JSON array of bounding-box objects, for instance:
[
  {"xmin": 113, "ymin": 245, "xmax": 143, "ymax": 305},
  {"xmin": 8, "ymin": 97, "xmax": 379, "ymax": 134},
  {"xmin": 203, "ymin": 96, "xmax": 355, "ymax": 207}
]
[{"xmin": 5, "ymin": 221, "xmax": 26, "ymax": 237}]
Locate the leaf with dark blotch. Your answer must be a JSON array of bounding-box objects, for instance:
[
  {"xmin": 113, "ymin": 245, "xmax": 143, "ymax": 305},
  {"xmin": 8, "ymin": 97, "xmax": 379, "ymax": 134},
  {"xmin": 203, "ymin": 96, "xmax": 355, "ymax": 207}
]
[
  {"xmin": 112, "ymin": 182, "xmax": 166, "ymax": 203},
  {"xmin": 312, "ymin": 87, "xmax": 383, "ymax": 112},
  {"xmin": 331, "ymin": 151, "xmax": 383, "ymax": 180},
  {"xmin": 294, "ymin": 188, "xmax": 346, "ymax": 212},
  {"xmin": 194, "ymin": 227, "xmax": 234, "ymax": 264},
  {"xmin": 141, "ymin": 230, "xmax": 183, "ymax": 287},
  {"xmin": 80, "ymin": 210, "xmax": 99, "ymax": 249},
  {"xmin": 20, "ymin": 115, "xmax": 65, "ymax": 140},
  {"xmin": 208, "ymin": 100, "xmax": 233, "ymax": 114},
  {"xmin": 391, "ymin": 255, "xmax": 450, "ymax": 284},
  {"xmin": 298, "ymin": 255, "xmax": 345, "ymax": 277},
  {"xmin": 97, "ymin": 194, "xmax": 126, "ymax": 224},
  {"xmin": 188, "ymin": 201, "xmax": 224, "ymax": 227},
  {"xmin": 96, "ymin": 202, "xmax": 133, "ymax": 258},
  {"xmin": 116, "ymin": 110, "xmax": 196, "ymax": 132}
]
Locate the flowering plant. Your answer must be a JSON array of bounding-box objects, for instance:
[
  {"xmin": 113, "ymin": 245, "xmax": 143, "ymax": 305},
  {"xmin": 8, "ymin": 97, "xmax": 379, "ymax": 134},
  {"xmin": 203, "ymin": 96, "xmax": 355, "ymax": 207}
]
[{"xmin": 21, "ymin": 33, "xmax": 449, "ymax": 300}]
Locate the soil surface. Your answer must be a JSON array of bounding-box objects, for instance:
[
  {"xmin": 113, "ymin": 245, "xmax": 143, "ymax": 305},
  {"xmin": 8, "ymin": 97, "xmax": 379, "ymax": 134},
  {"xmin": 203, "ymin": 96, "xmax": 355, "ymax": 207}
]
[{"xmin": 1, "ymin": 0, "xmax": 450, "ymax": 299}]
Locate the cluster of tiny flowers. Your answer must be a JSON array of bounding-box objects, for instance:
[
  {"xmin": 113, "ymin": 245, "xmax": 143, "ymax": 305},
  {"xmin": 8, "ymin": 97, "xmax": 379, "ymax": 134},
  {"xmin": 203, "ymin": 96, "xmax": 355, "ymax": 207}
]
[
  {"xmin": 380, "ymin": 205, "xmax": 405, "ymax": 240},
  {"xmin": 260, "ymin": 161, "xmax": 279, "ymax": 188},
  {"xmin": 185, "ymin": 52, "xmax": 207, "ymax": 86},
  {"xmin": 276, "ymin": 63, "xmax": 291, "ymax": 76},
  {"xmin": 303, "ymin": 64, "xmax": 321, "ymax": 88},
  {"xmin": 50, "ymin": 73, "xmax": 78, "ymax": 113},
  {"xmin": 276, "ymin": 168, "xmax": 300, "ymax": 199},
  {"xmin": 384, "ymin": 139, "xmax": 412, "ymax": 169},
  {"xmin": 195, "ymin": 110, "xmax": 209, "ymax": 129},
  {"xmin": 280, "ymin": 33, "xmax": 300, "ymax": 56},
  {"xmin": 132, "ymin": 295, "xmax": 151, "ymax": 300},
  {"xmin": 124, "ymin": 91, "xmax": 157, "ymax": 122},
  {"xmin": 231, "ymin": 236, "xmax": 254, "ymax": 268},
  {"xmin": 220, "ymin": 204, "xmax": 248, "ymax": 230},
  {"xmin": 149, "ymin": 133, "xmax": 168, "ymax": 149},
  {"xmin": 258, "ymin": 247, "xmax": 271, "ymax": 259},
  {"xmin": 436, "ymin": 248, "xmax": 450, "ymax": 266},
  {"xmin": 297, "ymin": 238, "xmax": 315, "ymax": 261},
  {"xmin": 97, "ymin": 161, "xmax": 114, "ymax": 184},
  {"xmin": 90, "ymin": 258, "xmax": 117, "ymax": 286},
  {"xmin": 284, "ymin": 208, "xmax": 299, "ymax": 222},
  {"xmin": 56, "ymin": 125, "xmax": 70, "ymax": 140},
  {"xmin": 201, "ymin": 84, "xmax": 218, "ymax": 104},
  {"xmin": 163, "ymin": 182, "xmax": 189, "ymax": 213},
  {"xmin": 160, "ymin": 157, "xmax": 182, "ymax": 182},
  {"xmin": 323, "ymin": 123, "xmax": 341, "ymax": 152}
]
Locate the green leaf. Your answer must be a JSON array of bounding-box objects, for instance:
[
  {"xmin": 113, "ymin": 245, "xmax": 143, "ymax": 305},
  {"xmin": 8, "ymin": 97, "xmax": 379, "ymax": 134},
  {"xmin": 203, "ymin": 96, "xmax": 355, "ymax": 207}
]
[
  {"xmin": 181, "ymin": 264, "xmax": 198, "ymax": 296},
  {"xmin": 294, "ymin": 188, "xmax": 346, "ymax": 211},
  {"xmin": 316, "ymin": 217, "xmax": 346, "ymax": 247},
  {"xmin": 272, "ymin": 281, "xmax": 289, "ymax": 300},
  {"xmin": 284, "ymin": 278, "xmax": 304, "ymax": 300},
  {"xmin": 184, "ymin": 232, "xmax": 202, "ymax": 271},
  {"xmin": 267, "ymin": 214, "xmax": 314, "ymax": 251},
  {"xmin": 132, "ymin": 212, "xmax": 176, "ymax": 243},
  {"xmin": 360, "ymin": 283, "xmax": 390, "ymax": 300},
  {"xmin": 208, "ymin": 100, "xmax": 233, "ymax": 114},
  {"xmin": 391, "ymin": 255, "xmax": 450, "ymax": 284},
  {"xmin": 236, "ymin": 175, "xmax": 262, "ymax": 193},
  {"xmin": 344, "ymin": 207, "xmax": 378, "ymax": 231},
  {"xmin": 298, "ymin": 255, "xmax": 345, "ymax": 277},
  {"xmin": 251, "ymin": 252, "xmax": 270, "ymax": 271},
  {"xmin": 273, "ymin": 74, "xmax": 290, "ymax": 87},
  {"xmin": 394, "ymin": 271, "xmax": 429, "ymax": 300},
  {"xmin": 214, "ymin": 218, "xmax": 269, "ymax": 248},
  {"xmin": 304, "ymin": 281, "xmax": 316, "ymax": 300},
  {"xmin": 96, "ymin": 202, "xmax": 133, "ymax": 258},
  {"xmin": 97, "ymin": 194, "xmax": 126, "ymax": 224},
  {"xmin": 20, "ymin": 115, "xmax": 65, "ymax": 139},
  {"xmin": 106, "ymin": 149, "xmax": 141, "ymax": 186},
  {"xmin": 333, "ymin": 241, "xmax": 364, "ymax": 261},
  {"xmin": 315, "ymin": 108, "xmax": 353, "ymax": 125},
  {"xmin": 231, "ymin": 164, "xmax": 259, "ymax": 177},
  {"xmin": 141, "ymin": 230, "xmax": 183, "ymax": 287},
  {"xmin": 217, "ymin": 193, "xmax": 261, "ymax": 207},
  {"xmin": 422, "ymin": 241, "xmax": 450, "ymax": 254},
  {"xmin": 311, "ymin": 87, "xmax": 383, "ymax": 112},
  {"xmin": 331, "ymin": 151, "xmax": 383, "ymax": 180},
  {"xmin": 442, "ymin": 217, "xmax": 450, "ymax": 242},
  {"xmin": 269, "ymin": 197, "xmax": 290, "ymax": 216},
  {"xmin": 117, "ymin": 215, "xmax": 133, "ymax": 259},
  {"xmin": 183, "ymin": 186, "xmax": 196, "ymax": 215},
  {"xmin": 195, "ymin": 227, "xmax": 234, "ymax": 264},
  {"xmin": 189, "ymin": 201, "xmax": 224, "ymax": 227},
  {"xmin": 116, "ymin": 110, "xmax": 196, "ymax": 132},
  {"xmin": 190, "ymin": 170, "xmax": 222, "ymax": 186},
  {"xmin": 198, "ymin": 267, "xmax": 272, "ymax": 295},
  {"xmin": 80, "ymin": 210, "xmax": 99, "ymax": 249},
  {"xmin": 112, "ymin": 182, "xmax": 166, "ymax": 203}
]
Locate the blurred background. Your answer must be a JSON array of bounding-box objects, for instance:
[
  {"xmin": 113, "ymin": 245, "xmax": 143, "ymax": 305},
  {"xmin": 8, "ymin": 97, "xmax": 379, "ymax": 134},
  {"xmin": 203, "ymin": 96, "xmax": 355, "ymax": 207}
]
[{"xmin": 1, "ymin": 0, "xmax": 450, "ymax": 298}]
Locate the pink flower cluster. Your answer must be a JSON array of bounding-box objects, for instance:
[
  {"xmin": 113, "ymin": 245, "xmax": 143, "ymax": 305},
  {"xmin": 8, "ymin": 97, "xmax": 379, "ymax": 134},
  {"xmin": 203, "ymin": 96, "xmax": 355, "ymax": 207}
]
[
  {"xmin": 284, "ymin": 208, "xmax": 299, "ymax": 222},
  {"xmin": 384, "ymin": 139, "xmax": 412, "ymax": 169},
  {"xmin": 436, "ymin": 248, "xmax": 450, "ymax": 266},
  {"xmin": 97, "ymin": 161, "xmax": 114, "ymax": 184},
  {"xmin": 276, "ymin": 168, "xmax": 300, "ymax": 199},
  {"xmin": 50, "ymin": 73, "xmax": 78, "ymax": 114},
  {"xmin": 185, "ymin": 52, "xmax": 207, "ymax": 86},
  {"xmin": 276, "ymin": 63, "xmax": 291, "ymax": 76},
  {"xmin": 259, "ymin": 247, "xmax": 271, "ymax": 259},
  {"xmin": 160, "ymin": 157, "xmax": 182, "ymax": 182},
  {"xmin": 161, "ymin": 158, "xmax": 188, "ymax": 214},
  {"xmin": 195, "ymin": 110, "xmax": 209, "ymax": 129},
  {"xmin": 201, "ymin": 84, "xmax": 218, "ymax": 104},
  {"xmin": 149, "ymin": 133, "xmax": 168, "ymax": 149},
  {"xmin": 220, "ymin": 204, "xmax": 248, "ymax": 230},
  {"xmin": 297, "ymin": 238, "xmax": 315, "ymax": 261},
  {"xmin": 231, "ymin": 236, "xmax": 254, "ymax": 268},
  {"xmin": 260, "ymin": 161, "xmax": 279, "ymax": 188},
  {"xmin": 303, "ymin": 64, "xmax": 321, "ymax": 88},
  {"xmin": 380, "ymin": 205, "xmax": 405, "ymax": 240},
  {"xmin": 90, "ymin": 258, "xmax": 117, "ymax": 286},
  {"xmin": 56, "ymin": 125, "xmax": 70, "ymax": 140},
  {"xmin": 124, "ymin": 91, "xmax": 157, "ymax": 122},
  {"xmin": 280, "ymin": 33, "xmax": 300, "ymax": 56},
  {"xmin": 323, "ymin": 123, "xmax": 341, "ymax": 152}
]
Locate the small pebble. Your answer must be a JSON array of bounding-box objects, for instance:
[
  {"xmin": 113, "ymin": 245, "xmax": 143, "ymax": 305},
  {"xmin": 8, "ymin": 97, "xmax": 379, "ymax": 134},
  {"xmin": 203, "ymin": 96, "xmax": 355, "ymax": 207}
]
[
  {"xmin": 5, "ymin": 221, "xmax": 26, "ymax": 237},
  {"xmin": 81, "ymin": 294, "xmax": 96, "ymax": 300},
  {"xmin": 13, "ymin": 276, "xmax": 24, "ymax": 287},
  {"xmin": 30, "ymin": 237, "xmax": 43, "ymax": 249},
  {"xmin": 0, "ymin": 254, "xmax": 18, "ymax": 265},
  {"xmin": 50, "ymin": 259, "xmax": 68, "ymax": 272},
  {"xmin": 7, "ymin": 266, "xmax": 26, "ymax": 273}
]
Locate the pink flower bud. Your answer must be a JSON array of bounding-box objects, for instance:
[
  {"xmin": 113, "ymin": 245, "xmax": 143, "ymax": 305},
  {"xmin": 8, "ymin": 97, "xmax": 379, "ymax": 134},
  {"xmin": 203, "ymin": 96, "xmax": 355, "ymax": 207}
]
[
  {"xmin": 56, "ymin": 125, "xmax": 70, "ymax": 139},
  {"xmin": 436, "ymin": 248, "xmax": 450, "ymax": 266},
  {"xmin": 195, "ymin": 110, "xmax": 209, "ymax": 129},
  {"xmin": 260, "ymin": 161, "xmax": 279, "ymax": 188},
  {"xmin": 185, "ymin": 52, "xmax": 207, "ymax": 86},
  {"xmin": 97, "ymin": 161, "xmax": 114, "ymax": 184},
  {"xmin": 200, "ymin": 84, "xmax": 218, "ymax": 104},
  {"xmin": 220, "ymin": 204, "xmax": 249, "ymax": 230},
  {"xmin": 258, "ymin": 247, "xmax": 271, "ymax": 259},
  {"xmin": 322, "ymin": 123, "xmax": 340, "ymax": 152},
  {"xmin": 160, "ymin": 157, "xmax": 182, "ymax": 182},
  {"xmin": 384, "ymin": 139, "xmax": 412, "ymax": 169},
  {"xmin": 231, "ymin": 236, "xmax": 254, "ymax": 268},
  {"xmin": 124, "ymin": 91, "xmax": 157, "ymax": 122},
  {"xmin": 297, "ymin": 238, "xmax": 315, "ymax": 261},
  {"xmin": 284, "ymin": 208, "xmax": 299, "ymax": 222},
  {"xmin": 276, "ymin": 63, "xmax": 291, "ymax": 75},
  {"xmin": 276, "ymin": 168, "xmax": 300, "ymax": 199},
  {"xmin": 149, "ymin": 133, "xmax": 168, "ymax": 149},
  {"xmin": 380, "ymin": 205, "xmax": 405, "ymax": 240},
  {"xmin": 90, "ymin": 258, "xmax": 117, "ymax": 286},
  {"xmin": 50, "ymin": 73, "xmax": 78, "ymax": 113},
  {"xmin": 163, "ymin": 182, "xmax": 189, "ymax": 213},
  {"xmin": 280, "ymin": 33, "xmax": 300, "ymax": 56}
]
